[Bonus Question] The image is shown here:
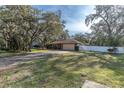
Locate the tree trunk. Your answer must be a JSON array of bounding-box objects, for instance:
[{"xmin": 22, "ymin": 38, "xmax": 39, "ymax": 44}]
[{"xmin": 5, "ymin": 41, "xmax": 8, "ymax": 49}]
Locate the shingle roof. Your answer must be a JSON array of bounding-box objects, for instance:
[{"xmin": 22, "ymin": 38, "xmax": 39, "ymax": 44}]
[{"xmin": 51, "ymin": 39, "xmax": 82, "ymax": 44}]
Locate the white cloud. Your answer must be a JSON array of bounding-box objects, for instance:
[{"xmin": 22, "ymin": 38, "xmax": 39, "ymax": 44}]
[
  {"xmin": 66, "ymin": 21, "xmax": 91, "ymax": 34},
  {"xmin": 34, "ymin": 5, "xmax": 95, "ymax": 35},
  {"xmin": 83, "ymin": 5, "xmax": 95, "ymax": 16},
  {"xmin": 65, "ymin": 6, "xmax": 95, "ymax": 34}
]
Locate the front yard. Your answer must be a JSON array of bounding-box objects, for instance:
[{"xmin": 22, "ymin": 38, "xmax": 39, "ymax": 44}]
[
  {"xmin": 0, "ymin": 50, "xmax": 27, "ymax": 58},
  {"xmin": 0, "ymin": 50, "xmax": 124, "ymax": 87},
  {"xmin": 0, "ymin": 49, "xmax": 48, "ymax": 58}
]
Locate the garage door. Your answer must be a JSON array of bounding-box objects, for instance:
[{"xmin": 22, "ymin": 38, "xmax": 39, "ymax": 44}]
[{"xmin": 63, "ymin": 44, "xmax": 75, "ymax": 50}]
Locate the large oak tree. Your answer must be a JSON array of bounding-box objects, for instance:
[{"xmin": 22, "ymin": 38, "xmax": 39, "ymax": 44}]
[
  {"xmin": 85, "ymin": 5, "xmax": 124, "ymax": 46},
  {"xmin": 0, "ymin": 5, "xmax": 69, "ymax": 51}
]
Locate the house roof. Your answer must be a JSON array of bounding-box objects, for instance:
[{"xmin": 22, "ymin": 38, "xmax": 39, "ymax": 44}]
[{"xmin": 51, "ymin": 39, "xmax": 82, "ymax": 44}]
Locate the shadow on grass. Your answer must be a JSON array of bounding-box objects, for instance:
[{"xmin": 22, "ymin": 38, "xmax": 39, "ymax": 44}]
[
  {"xmin": 1, "ymin": 52, "xmax": 124, "ymax": 87},
  {"xmin": 6, "ymin": 55, "xmax": 82, "ymax": 88}
]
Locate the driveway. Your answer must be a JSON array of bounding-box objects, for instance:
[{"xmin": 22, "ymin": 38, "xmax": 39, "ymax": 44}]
[
  {"xmin": 46, "ymin": 50, "xmax": 74, "ymax": 54},
  {"xmin": 0, "ymin": 50, "xmax": 76, "ymax": 71}
]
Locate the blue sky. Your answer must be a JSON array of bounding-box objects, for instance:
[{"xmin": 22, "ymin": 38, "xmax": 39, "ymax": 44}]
[{"xmin": 33, "ymin": 5, "xmax": 95, "ymax": 35}]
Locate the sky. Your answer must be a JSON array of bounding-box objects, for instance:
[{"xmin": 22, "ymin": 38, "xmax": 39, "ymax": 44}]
[{"xmin": 33, "ymin": 5, "xmax": 95, "ymax": 35}]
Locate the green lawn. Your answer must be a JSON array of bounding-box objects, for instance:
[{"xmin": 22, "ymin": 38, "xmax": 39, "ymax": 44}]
[
  {"xmin": 0, "ymin": 51, "xmax": 124, "ymax": 87},
  {"xmin": 0, "ymin": 50, "xmax": 27, "ymax": 58},
  {"xmin": 31, "ymin": 49, "xmax": 48, "ymax": 53},
  {"xmin": 0, "ymin": 49, "xmax": 48, "ymax": 58}
]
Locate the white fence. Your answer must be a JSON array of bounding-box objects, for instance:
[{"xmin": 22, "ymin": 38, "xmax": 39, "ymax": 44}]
[{"xmin": 79, "ymin": 46, "xmax": 124, "ymax": 53}]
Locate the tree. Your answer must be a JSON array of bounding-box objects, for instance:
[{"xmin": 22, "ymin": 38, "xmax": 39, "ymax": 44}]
[
  {"xmin": 0, "ymin": 5, "xmax": 44, "ymax": 51},
  {"xmin": 34, "ymin": 11, "xmax": 70, "ymax": 48},
  {"xmin": 72, "ymin": 33, "xmax": 91, "ymax": 45},
  {"xmin": 85, "ymin": 5, "xmax": 124, "ymax": 46},
  {"xmin": 0, "ymin": 6, "xmax": 69, "ymax": 51}
]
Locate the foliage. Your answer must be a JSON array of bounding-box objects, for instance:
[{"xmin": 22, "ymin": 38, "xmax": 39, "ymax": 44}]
[
  {"xmin": 72, "ymin": 33, "xmax": 91, "ymax": 45},
  {"xmin": 0, "ymin": 5, "xmax": 69, "ymax": 51},
  {"xmin": 85, "ymin": 5, "xmax": 124, "ymax": 46},
  {"xmin": 34, "ymin": 11, "xmax": 70, "ymax": 48}
]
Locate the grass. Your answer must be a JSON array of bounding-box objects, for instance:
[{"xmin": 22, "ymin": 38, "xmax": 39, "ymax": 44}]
[
  {"xmin": 0, "ymin": 50, "xmax": 27, "ymax": 58},
  {"xmin": 0, "ymin": 51, "xmax": 124, "ymax": 87},
  {"xmin": 31, "ymin": 49, "xmax": 48, "ymax": 53},
  {"xmin": 0, "ymin": 49, "xmax": 48, "ymax": 58}
]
